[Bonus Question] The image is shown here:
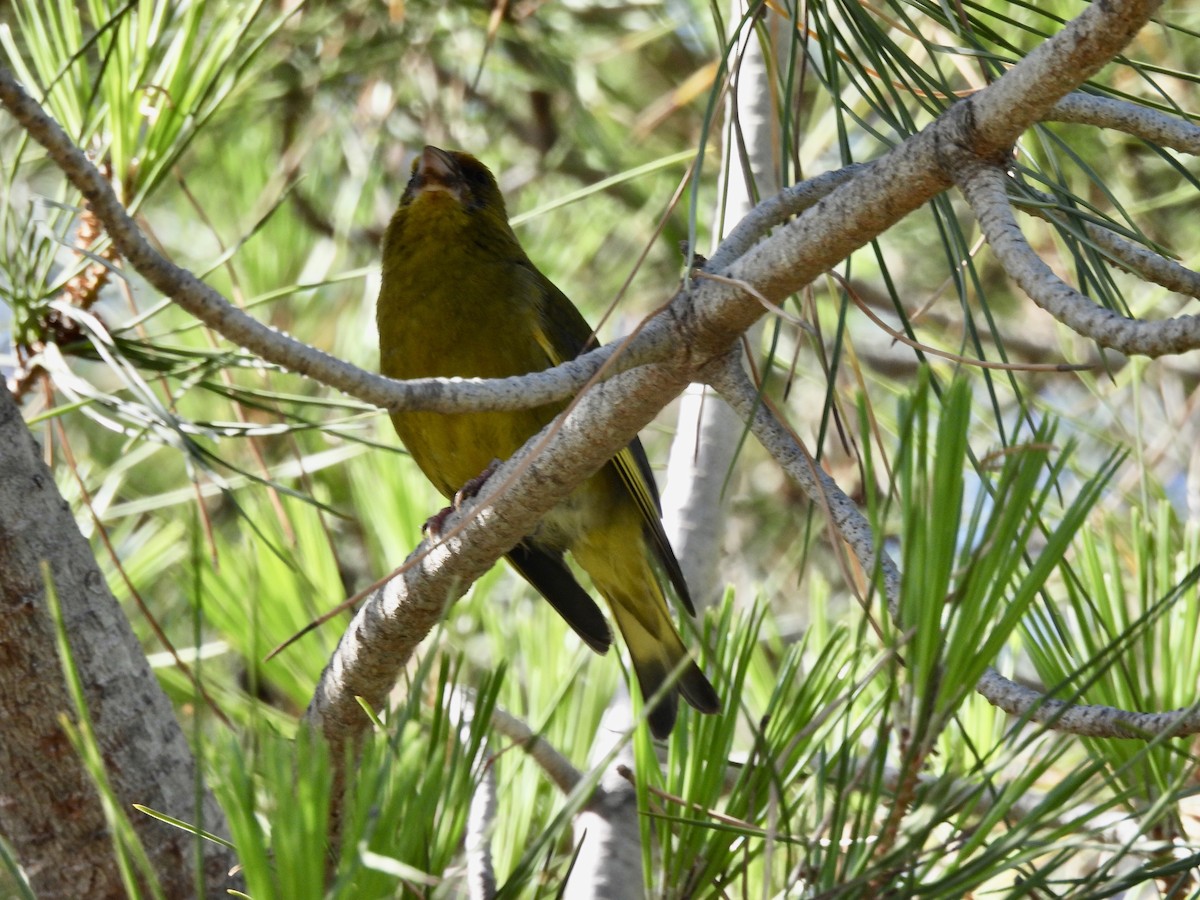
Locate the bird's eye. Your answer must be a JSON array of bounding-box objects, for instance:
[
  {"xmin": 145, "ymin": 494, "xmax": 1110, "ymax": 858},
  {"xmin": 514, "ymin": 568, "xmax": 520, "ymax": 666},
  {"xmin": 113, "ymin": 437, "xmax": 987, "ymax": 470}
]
[{"xmin": 458, "ymin": 162, "xmax": 494, "ymax": 210}]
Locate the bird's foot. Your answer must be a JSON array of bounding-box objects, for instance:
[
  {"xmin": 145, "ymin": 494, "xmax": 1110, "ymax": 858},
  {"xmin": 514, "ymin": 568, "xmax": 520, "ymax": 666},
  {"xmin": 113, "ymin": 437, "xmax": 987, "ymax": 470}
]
[
  {"xmin": 422, "ymin": 506, "xmax": 454, "ymax": 540},
  {"xmin": 421, "ymin": 459, "xmax": 502, "ymax": 539},
  {"xmin": 454, "ymin": 458, "xmax": 501, "ymax": 507}
]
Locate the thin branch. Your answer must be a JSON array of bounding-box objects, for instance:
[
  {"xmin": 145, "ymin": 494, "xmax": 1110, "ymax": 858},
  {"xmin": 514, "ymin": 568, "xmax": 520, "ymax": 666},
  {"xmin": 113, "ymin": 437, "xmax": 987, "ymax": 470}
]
[
  {"xmin": 712, "ymin": 353, "xmax": 1200, "ymax": 740},
  {"xmin": 1050, "ymin": 92, "xmax": 1200, "ymax": 154},
  {"xmin": 488, "ymin": 706, "xmax": 582, "ymax": 795},
  {"xmin": 959, "ymin": 162, "xmax": 1200, "ymax": 357},
  {"xmin": 1081, "ymin": 224, "xmax": 1200, "ymax": 300},
  {"xmin": 703, "ymin": 163, "xmax": 869, "ymax": 272},
  {"xmin": 1018, "ymin": 196, "xmax": 1200, "ymax": 301},
  {"xmin": 708, "ymin": 355, "xmax": 899, "ymax": 615},
  {"xmin": 465, "ymin": 757, "xmax": 497, "ymax": 900},
  {"xmin": 975, "ymin": 669, "xmax": 1200, "ymax": 738}
]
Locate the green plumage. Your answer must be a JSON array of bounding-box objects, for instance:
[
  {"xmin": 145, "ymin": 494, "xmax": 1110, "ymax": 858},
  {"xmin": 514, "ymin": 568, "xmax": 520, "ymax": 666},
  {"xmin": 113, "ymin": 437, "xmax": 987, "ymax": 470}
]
[{"xmin": 377, "ymin": 146, "xmax": 719, "ymax": 737}]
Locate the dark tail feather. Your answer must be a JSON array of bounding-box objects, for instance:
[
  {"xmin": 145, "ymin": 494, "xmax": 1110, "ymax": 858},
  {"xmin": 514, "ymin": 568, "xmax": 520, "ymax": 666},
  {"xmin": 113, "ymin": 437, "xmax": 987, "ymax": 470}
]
[
  {"xmin": 678, "ymin": 659, "xmax": 721, "ymax": 716},
  {"xmin": 508, "ymin": 542, "xmax": 612, "ymax": 654},
  {"xmin": 634, "ymin": 656, "xmax": 720, "ymax": 739},
  {"xmin": 607, "ymin": 592, "xmax": 720, "ymax": 739},
  {"xmin": 647, "ymin": 682, "xmax": 679, "ymax": 740}
]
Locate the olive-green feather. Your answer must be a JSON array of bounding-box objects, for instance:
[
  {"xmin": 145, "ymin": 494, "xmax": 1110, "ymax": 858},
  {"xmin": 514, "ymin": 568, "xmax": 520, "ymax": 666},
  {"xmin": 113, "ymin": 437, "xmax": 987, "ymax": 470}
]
[{"xmin": 376, "ymin": 146, "xmax": 719, "ymax": 736}]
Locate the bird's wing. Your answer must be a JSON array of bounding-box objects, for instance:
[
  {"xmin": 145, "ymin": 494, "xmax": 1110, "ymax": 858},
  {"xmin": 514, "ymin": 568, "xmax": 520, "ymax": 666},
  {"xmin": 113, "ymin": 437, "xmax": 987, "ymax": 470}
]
[
  {"xmin": 615, "ymin": 434, "xmax": 696, "ymax": 616},
  {"xmin": 529, "ymin": 268, "xmax": 696, "ymax": 616}
]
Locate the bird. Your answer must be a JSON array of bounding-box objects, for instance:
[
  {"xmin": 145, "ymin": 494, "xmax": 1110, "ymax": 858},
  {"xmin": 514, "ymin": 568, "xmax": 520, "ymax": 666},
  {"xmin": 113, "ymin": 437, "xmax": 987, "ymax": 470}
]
[{"xmin": 376, "ymin": 145, "xmax": 719, "ymax": 738}]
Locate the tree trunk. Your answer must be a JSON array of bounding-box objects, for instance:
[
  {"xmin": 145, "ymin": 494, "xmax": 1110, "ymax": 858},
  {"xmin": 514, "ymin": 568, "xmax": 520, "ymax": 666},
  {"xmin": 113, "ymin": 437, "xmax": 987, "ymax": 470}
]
[{"xmin": 0, "ymin": 382, "xmax": 238, "ymax": 899}]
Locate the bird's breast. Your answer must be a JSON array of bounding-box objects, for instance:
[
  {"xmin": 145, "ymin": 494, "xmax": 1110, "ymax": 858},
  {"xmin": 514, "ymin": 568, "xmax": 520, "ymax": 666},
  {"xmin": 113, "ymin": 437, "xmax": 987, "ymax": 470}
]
[{"xmin": 378, "ymin": 244, "xmax": 565, "ymax": 499}]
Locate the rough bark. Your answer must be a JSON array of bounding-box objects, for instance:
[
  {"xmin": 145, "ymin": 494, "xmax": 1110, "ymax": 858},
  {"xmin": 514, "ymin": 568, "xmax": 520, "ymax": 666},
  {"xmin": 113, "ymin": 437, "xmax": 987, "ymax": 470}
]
[{"xmin": 0, "ymin": 383, "xmax": 238, "ymax": 899}]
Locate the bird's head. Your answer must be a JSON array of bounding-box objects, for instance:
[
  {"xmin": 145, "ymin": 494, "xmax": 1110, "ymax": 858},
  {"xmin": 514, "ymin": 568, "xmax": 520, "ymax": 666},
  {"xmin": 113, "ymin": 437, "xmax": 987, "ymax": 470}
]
[{"xmin": 399, "ymin": 146, "xmax": 509, "ymax": 224}]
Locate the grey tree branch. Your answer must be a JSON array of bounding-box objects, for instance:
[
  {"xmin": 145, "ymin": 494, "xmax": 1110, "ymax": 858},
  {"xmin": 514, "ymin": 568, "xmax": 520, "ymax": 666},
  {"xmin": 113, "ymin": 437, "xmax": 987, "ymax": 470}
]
[
  {"xmin": 1017, "ymin": 196, "xmax": 1200, "ymax": 301},
  {"xmin": 1050, "ymin": 92, "xmax": 1200, "ymax": 152},
  {"xmin": 488, "ymin": 706, "xmax": 582, "ymax": 795},
  {"xmin": 703, "ymin": 164, "xmax": 868, "ymax": 273},
  {"xmin": 975, "ymin": 668, "xmax": 1200, "ymax": 737},
  {"xmin": 707, "ymin": 355, "xmax": 901, "ymax": 615},
  {"xmin": 1080, "ymin": 224, "xmax": 1200, "ymax": 300},
  {"xmin": 959, "ymin": 162, "xmax": 1200, "ymax": 356}
]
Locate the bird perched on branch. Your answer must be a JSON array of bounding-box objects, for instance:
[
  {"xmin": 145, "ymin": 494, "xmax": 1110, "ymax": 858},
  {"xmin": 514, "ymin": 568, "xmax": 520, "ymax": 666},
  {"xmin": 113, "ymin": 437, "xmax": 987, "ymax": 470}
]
[{"xmin": 376, "ymin": 145, "xmax": 719, "ymax": 737}]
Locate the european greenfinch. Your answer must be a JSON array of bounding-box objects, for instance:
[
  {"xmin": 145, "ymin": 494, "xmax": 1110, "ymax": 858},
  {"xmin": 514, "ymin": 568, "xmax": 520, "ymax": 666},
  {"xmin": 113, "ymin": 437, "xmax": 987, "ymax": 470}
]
[{"xmin": 377, "ymin": 146, "xmax": 719, "ymax": 737}]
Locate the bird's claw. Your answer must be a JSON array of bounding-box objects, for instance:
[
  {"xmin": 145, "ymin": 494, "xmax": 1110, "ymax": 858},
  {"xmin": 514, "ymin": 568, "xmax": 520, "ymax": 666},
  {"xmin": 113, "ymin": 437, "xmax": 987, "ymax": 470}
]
[
  {"xmin": 422, "ymin": 506, "xmax": 454, "ymax": 540},
  {"xmin": 453, "ymin": 458, "xmax": 501, "ymax": 508},
  {"xmin": 422, "ymin": 459, "xmax": 502, "ymax": 539}
]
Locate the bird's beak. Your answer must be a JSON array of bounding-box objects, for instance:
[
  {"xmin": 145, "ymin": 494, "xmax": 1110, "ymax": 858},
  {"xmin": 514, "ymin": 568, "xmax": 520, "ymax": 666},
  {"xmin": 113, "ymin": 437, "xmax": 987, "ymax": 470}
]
[{"xmin": 413, "ymin": 146, "xmax": 463, "ymax": 201}]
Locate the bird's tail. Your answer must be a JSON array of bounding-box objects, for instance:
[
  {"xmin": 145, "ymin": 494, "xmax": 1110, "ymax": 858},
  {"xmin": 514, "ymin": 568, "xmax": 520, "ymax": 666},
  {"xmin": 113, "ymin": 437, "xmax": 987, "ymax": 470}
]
[{"xmin": 602, "ymin": 579, "xmax": 721, "ymax": 739}]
